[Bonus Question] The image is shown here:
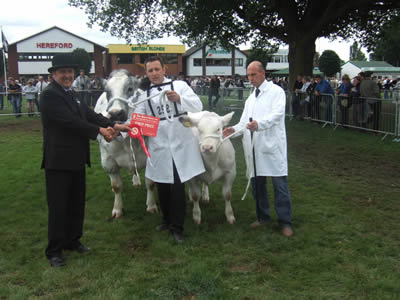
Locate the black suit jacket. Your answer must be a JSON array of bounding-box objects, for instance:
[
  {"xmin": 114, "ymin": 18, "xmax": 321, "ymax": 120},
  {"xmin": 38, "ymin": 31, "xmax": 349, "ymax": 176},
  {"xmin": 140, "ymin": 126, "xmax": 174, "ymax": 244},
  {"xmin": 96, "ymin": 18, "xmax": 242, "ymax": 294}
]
[{"xmin": 40, "ymin": 81, "xmax": 114, "ymax": 170}]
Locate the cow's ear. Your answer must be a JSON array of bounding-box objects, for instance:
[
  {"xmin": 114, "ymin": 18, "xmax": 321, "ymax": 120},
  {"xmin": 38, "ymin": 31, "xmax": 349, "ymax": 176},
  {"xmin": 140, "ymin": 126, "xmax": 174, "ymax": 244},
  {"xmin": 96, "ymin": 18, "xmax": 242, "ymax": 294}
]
[
  {"xmin": 179, "ymin": 112, "xmax": 204, "ymax": 127},
  {"xmin": 222, "ymin": 112, "xmax": 234, "ymax": 126},
  {"xmin": 179, "ymin": 115, "xmax": 193, "ymax": 127}
]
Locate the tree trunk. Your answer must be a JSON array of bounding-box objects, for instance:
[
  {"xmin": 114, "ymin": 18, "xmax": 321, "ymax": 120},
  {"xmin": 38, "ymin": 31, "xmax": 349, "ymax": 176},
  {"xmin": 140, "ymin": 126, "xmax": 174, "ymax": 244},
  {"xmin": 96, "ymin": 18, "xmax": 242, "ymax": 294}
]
[{"xmin": 288, "ymin": 36, "xmax": 316, "ymax": 90}]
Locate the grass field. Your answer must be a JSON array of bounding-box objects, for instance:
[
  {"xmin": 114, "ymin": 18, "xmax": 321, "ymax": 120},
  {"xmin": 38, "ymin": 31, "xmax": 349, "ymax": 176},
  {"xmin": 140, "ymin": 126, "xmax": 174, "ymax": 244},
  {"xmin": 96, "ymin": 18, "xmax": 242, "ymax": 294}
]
[{"xmin": 0, "ymin": 110, "xmax": 400, "ymax": 299}]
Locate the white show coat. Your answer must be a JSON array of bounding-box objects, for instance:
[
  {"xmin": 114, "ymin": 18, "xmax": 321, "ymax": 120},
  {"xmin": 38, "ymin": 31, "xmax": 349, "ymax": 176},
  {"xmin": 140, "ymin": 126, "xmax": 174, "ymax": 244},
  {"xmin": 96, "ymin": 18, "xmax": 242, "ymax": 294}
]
[
  {"xmin": 232, "ymin": 79, "xmax": 288, "ymax": 177},
  {"xmin": 135, "ymin": 79, "xmax": 205, "ymax": 183}
]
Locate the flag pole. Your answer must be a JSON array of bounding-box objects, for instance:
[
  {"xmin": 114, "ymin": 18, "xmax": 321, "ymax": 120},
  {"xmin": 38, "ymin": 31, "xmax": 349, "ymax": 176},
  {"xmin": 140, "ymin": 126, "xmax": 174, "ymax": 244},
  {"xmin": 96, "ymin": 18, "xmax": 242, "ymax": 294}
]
[{"xmin": 1, "ymin": 27, "xmax": 8, "ymax": 96}]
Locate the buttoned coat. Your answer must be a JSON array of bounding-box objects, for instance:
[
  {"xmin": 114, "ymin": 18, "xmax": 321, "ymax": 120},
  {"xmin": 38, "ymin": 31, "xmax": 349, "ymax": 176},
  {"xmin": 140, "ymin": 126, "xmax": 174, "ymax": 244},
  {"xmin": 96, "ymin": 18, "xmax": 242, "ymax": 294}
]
[
  {"xmin": 40, "ymin": 81, "xmax": 114, "ymax": 170},
  {"xmin": 233, "ymin": 80, "xmax": 288, "ymax": 177}
]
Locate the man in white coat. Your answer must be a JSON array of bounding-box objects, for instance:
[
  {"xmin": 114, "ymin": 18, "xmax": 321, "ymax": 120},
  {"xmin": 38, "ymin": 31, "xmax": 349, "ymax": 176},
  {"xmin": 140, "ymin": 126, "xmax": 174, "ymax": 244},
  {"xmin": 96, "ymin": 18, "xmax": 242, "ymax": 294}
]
[
  {"xmin": 135, "ymin": 56, "xmax": 205, "ymax": 243},
  {"xmin": 223, "ymin": 61, "xmax": 293, "ymax": 237}
]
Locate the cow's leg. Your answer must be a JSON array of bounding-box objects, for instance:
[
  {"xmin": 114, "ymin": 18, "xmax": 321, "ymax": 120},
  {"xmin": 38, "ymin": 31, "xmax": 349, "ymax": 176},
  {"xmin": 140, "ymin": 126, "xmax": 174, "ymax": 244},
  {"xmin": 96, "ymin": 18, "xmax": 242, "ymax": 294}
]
[
  {"xmin": 222, "ymin": 178, "xmax": 235, "ymax": 224},
  {"xmin": 109, "ymin": 173, "xmax": 124, "ymax": 218},
  {"xmin": 188, "ymin": 179, "xmax": 202, "ymax": 224},
  {"xmin": 201, "ymin": 183, "xmax": 210, "ymax": 203},
  {"xmin": 145, "ymin": 178, "xmax": 158, "ymax": 213}
]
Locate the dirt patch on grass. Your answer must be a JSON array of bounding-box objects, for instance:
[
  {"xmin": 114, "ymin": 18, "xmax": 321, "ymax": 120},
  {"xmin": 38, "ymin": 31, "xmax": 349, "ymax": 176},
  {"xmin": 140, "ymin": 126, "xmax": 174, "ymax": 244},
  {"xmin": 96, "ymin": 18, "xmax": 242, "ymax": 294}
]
[{"xmin": 0, "ymin": 119, "xmax": 42, "ymax": 133}]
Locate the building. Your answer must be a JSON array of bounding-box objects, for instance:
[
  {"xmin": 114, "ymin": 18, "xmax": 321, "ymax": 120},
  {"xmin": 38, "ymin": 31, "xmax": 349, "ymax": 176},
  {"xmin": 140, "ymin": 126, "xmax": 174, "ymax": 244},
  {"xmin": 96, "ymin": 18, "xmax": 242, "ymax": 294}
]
[
  {"xmin": 7, "ymin": 26, "xmax": 106, "ymax": 80},
  {"xmin": 184, "ymin": 45, "xmax": 247, "ymax": 77},
  {"xmin": 266, "ymin": 48, "xmax": 289, "ymax": 72},
  {"xmin": 341, "ymin": 61, "xmax": 400, "ymax": 79},
  {"xmin": 106, "ymin": 44, "xmax": 185, "ymax": 77}
]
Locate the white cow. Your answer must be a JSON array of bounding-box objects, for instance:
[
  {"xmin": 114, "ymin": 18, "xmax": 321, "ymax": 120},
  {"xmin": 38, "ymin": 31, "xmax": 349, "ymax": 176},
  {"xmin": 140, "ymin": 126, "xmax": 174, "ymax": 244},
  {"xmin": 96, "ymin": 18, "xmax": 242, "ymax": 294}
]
[
  {"xmin": 179, "ymin": 111, "xmax": 236, "ymax": 224},
  {"xmin": 94, "ymin": 69, "xmax": 157, "ymax": 218}
]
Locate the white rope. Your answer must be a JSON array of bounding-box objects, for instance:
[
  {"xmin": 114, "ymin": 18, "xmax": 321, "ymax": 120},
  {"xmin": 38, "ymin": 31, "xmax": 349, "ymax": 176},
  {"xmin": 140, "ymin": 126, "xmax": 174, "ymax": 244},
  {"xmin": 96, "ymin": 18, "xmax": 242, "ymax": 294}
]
[
  {"xmin": 129, "ymin": 138, "xmax": 140, "ymax": 180},
  {"xmin": 220, "ymin": 126, "xmax": 256, "ymax": 201}
]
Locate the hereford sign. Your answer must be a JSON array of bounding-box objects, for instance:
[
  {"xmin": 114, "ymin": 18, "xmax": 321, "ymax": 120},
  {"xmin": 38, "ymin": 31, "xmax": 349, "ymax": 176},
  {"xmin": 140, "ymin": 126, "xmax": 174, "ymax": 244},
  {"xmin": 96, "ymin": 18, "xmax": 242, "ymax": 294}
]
[{"xmin": 36, "ymin": 42, "xmax": 73, "ymax": 49}]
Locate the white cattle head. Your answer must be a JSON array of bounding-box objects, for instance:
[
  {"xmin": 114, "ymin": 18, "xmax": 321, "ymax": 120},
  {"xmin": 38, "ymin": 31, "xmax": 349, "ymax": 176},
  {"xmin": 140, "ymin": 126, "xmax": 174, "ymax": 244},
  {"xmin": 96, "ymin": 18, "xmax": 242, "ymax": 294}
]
[
  {"xmin": 180, "ymin": 111, "xmax": 234, "ymax": 153},
  {"xmin": 104, "ymin": 69, "xmax": 140, "ymax": 122}
]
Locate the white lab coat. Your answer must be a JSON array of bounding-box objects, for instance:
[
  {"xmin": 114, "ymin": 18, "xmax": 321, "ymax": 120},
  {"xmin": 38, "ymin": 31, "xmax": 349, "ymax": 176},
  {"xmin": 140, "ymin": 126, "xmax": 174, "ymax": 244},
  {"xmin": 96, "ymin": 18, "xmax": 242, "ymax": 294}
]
[
  {"xmin": 135, "ymin": 79, "xmax": 205, "ymax": 183},
  {"xmin": 232, "ymin": 80, "xmax": 288, "ymax": 177}
]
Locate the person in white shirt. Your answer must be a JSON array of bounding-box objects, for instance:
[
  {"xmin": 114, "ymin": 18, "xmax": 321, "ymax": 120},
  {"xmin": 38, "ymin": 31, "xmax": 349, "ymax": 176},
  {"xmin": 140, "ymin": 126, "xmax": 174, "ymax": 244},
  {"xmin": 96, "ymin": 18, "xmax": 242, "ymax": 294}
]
[
  {"xmin": 134, "ymin": 56, "xmax": 205, "ymax": 243},
  {"xmin": 223, "ymin": 61, "xmax": 293, "ymax": 237},
  {"xmin": 35, "ymin": 76, "xmax": 48, "ymax": 111}
]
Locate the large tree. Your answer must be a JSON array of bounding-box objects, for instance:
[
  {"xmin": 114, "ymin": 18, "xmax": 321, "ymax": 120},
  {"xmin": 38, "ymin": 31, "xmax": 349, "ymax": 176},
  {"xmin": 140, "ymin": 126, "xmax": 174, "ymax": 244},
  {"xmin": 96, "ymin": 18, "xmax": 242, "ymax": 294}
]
[
  {"xmin": 69, "ymin": 0, "xmax": 400, "ymax": 87},
  {"xmin": 369, "ymin": 16, "xmax": 400, "ymax": 66},
  {"xmin": 246, "ymin": 47, "xmax": 277, "ymax": 69}
]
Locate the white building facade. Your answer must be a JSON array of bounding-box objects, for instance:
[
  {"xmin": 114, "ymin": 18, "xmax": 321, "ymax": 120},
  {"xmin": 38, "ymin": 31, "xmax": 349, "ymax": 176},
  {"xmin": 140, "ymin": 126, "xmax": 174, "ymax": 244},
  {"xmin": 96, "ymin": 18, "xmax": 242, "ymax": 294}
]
[{"xmin": 184, "ymin": 45, "xmax": 247, "ymax": 77}]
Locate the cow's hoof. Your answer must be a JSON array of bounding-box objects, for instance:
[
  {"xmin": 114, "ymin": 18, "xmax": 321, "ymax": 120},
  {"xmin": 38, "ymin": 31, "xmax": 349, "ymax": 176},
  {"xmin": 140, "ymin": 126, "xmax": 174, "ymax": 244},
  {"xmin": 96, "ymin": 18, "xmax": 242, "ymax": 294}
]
[
  {"xmin": 112, "ymin": 209, "xmax": 123, "ymax": 218},
  {"xmin": 146, "ymin": 206, "xmax": 158, "ymax": 213},
  {"xmin": 227, "ymin": 217, "xmax": 236, "ymax": 224}
]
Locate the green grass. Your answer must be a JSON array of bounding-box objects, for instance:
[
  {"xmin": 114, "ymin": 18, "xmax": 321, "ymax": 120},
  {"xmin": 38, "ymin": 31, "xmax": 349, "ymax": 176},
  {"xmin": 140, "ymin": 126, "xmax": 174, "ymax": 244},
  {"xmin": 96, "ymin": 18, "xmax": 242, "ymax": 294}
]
[{"xmin": 0, "ymin": 113, "xmax": 399, "ymax": 299}]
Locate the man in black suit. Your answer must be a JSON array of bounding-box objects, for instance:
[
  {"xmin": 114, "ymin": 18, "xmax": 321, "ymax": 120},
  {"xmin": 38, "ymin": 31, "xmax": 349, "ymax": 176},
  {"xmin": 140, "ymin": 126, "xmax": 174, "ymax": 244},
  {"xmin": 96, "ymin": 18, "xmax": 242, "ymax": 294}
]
[{"xmin": 40, "ymin": 53, "xmax": 131, "ymax": 267}]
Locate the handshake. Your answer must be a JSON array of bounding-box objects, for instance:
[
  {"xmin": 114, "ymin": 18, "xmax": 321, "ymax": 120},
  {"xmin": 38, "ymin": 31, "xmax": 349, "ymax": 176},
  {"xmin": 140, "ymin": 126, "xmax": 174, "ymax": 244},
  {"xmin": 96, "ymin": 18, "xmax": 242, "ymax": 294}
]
[{"xmin": 99, "ymin": 123, "xmax": 133, "ymax": 142}]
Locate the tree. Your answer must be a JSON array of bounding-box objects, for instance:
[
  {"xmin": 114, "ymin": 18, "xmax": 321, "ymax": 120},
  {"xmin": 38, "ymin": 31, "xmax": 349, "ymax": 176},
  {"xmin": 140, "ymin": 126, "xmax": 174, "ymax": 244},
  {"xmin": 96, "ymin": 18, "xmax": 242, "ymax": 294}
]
[
  {"xmin": 319, "ymin": 50, "xmax": 341, "ymax": 77},
  {"xmin": 370, "ymin": 16, "xmax": 400, "ymax": 66},
  {"xmin": 350, "ymin": 41, "xmax": 367, "ymax": 61},
  {"xmin": 69, "ymin": 0, "xmax": 400, "ymax": 87},
  {"xmin": 246, "ymin": 47, "xmax": 277, "ymax": 69},
  {"xmin": 72, "ymin": 48, "xmax": 91, "ymax": 76}
]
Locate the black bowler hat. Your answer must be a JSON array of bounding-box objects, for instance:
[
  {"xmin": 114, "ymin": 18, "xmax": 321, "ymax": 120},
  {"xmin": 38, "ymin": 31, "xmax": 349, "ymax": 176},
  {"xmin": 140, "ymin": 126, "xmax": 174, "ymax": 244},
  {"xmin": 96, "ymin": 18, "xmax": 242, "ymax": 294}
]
[{"xmin": 48, "ymin": 53, "xmax": 78, "ymax": 73}]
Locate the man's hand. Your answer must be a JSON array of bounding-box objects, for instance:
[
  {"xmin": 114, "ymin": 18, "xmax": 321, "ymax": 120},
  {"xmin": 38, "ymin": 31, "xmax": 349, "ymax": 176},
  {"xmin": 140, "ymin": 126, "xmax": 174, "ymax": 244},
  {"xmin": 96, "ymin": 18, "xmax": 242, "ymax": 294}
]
[
  {"xmin": 114, "ymin": 123, "xmax": 132, "ymax": 132},
  {"xmin": 247, "ymin": 120, "xmax": 258, "ymax": 132},
  {"xmin": 165, "ymin": 91, "xmax": 180, "ymax": 103},
  {"xmin": 99, "ymin": 127, "xmax": 115, "ymax": 142},
  {"xmin": 223, "ymin": 127, "xmax": 235, "ymax": 138}
]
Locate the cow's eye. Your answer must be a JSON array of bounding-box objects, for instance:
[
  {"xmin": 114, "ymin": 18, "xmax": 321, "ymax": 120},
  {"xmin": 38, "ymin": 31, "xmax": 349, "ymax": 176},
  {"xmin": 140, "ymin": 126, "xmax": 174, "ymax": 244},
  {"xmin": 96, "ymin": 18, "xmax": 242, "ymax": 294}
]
[{"xmin": 127, "ymin": 87, "xmax": 133, "ymax": 93}]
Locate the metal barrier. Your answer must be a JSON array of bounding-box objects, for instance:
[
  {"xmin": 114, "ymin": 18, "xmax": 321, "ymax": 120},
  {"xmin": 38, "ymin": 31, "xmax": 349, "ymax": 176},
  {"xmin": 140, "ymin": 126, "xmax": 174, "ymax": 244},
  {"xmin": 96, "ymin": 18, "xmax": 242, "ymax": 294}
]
[{"xmin": 2, "ymin": 85, "xmax": 400, "ymax": 142}]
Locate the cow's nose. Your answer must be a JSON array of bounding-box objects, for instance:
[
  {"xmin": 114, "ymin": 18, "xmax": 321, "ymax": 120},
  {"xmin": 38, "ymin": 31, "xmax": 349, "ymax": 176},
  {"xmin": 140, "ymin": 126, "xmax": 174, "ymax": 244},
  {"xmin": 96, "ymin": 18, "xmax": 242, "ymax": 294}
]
[{"xmin": 201, "ymin": 144, "xmax": 213, "ymax": 152}]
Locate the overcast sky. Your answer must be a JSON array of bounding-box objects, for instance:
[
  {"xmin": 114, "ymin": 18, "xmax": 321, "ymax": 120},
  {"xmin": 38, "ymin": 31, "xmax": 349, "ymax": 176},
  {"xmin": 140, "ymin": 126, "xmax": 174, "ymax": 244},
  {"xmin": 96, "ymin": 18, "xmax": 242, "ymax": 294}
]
[{"xmin": 1, "ymin": 0, "xmax": 366, "ymax": 61}]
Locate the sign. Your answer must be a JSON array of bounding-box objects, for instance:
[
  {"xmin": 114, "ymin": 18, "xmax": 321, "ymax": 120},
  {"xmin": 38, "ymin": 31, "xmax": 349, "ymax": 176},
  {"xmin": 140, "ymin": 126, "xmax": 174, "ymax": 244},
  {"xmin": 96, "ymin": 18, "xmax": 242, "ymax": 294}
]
[
  {"xmin": 108, "ymin": 44, "xmax": 185, "ymax": 54},
  {"xmin": 36, "ymin": 42, "xmax": 73, "ymax": 49},
  {"xmin": 206, "ymin": 49, "xmax": 230, "ymax": 57},
  {"xmin": 130, "ymin": 113, "xmax": 160, "ymax": 137}
]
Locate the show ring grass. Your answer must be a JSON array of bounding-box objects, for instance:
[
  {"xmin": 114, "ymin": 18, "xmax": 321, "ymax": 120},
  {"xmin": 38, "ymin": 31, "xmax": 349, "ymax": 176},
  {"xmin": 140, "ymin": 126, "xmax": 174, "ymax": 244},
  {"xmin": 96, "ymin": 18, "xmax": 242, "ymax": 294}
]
[{"xmin": 0, "ymin": 113, "xmax": 399, "ymax": 299}]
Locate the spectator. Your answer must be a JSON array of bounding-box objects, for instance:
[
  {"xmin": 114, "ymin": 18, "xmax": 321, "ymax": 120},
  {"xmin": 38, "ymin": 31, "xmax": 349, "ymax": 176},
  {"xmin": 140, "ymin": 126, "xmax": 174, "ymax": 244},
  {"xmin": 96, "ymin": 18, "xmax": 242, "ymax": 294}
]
[
  {"xmin": 350, "ymin": 76, "xmax": 366, "ymax": 128},
  {"xmin": 336, "ymin": 74, "xmax": 352, "ymax": 126},
  {"xmin": 35, "ymin": 76, "xmax": 48, "ymax": 111},
  {"xmin": 236, "ymin": 76, "xmax": 245, "ymax": 101},
  {"xmin": 360, "ymin": 71, "xmax": 380, "ymax": 131},
  {"xmin": 314, "ymin": 75, "xmax": 334, "ymax": 122},
  {"xmin": 73, "ymin": 69, "xmax": 91, "ymax": 106},
  {"xmin": 299, "ymin": 76, "xmax": 312, "ymax": 119},
  {"xmin": 208, "ymin": 75, "xmax": 220, "ymax": 110},
  {"xmin": 8, "ymin": 77, "xmax": 22, "ymax": 118},
  {"xmin": 291, "ymin": 74, "xmax": 303, "ymax": 119},
  {"xmin": 23, "ymin": 79, "xmax": 38, "ymax": 117}
]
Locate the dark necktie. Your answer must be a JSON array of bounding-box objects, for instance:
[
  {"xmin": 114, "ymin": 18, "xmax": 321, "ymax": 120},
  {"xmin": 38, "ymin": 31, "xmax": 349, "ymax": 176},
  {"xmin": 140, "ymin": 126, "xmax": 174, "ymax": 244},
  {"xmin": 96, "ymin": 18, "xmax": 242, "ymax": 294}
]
[
  {"xmin": 255, "ymin": 88, "xmax": 260, "ymax": 97},
  {"xmin": 157, "ymin": 87, "xmax": 162, "ymax": 91},
  {"xmin": 40, "ymin": 82, "xmax": 43, "ymax": 92}
]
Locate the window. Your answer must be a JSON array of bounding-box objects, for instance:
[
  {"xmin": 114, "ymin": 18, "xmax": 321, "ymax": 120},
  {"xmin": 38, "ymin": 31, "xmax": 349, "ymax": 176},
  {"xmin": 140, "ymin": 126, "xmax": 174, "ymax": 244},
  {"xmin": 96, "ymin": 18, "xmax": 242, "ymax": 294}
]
[
  {"xmin": 117, "ymin": 54, "xmax": 133, "ymax": 64},
  {"xmin": 193, "ymin": 59, "xmax": 202, "ymax": 66},
  {"xmin": 206, "ymin": 58, "xmax": 231, "ymax": 66},
  {"xmin": 235, "ymin": 58, "xmax": 243, "ymax": 66}
]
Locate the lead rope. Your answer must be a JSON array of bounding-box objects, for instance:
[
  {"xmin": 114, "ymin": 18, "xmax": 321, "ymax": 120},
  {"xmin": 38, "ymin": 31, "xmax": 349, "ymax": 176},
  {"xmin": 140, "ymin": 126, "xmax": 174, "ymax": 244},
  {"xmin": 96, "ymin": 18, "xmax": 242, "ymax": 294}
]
[{"xmin": 222, "ymin": 126, "xmax": 256, "ymax": 200}]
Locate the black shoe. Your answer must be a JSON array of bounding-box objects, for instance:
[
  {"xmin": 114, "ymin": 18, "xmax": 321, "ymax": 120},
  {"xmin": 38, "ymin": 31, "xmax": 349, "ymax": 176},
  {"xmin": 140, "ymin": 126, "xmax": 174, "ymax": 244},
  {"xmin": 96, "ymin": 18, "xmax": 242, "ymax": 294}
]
[
  {"xmin": 75, "ymin": 244, "xmax": 91, "ymax": 253},
  {"xmin": 156, "ymin": 223, "xmax": 169, "ymax": 232},
  {"xmin": 171, "ymin": 231, "xmax": 184, "ymax": 244},
  {"xmin": 49, "ymin": 256, "xmax": 66, "ymax": 267}
]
